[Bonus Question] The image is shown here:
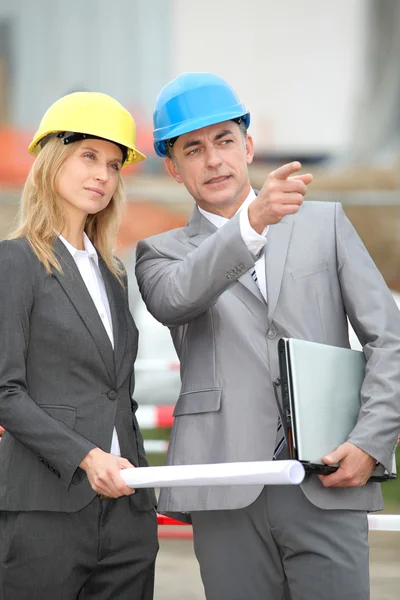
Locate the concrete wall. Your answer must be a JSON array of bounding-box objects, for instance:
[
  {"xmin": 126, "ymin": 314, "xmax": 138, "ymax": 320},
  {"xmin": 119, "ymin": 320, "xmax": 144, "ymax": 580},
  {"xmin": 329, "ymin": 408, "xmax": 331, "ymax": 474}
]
[
  {"xmin": 1, "ymin": 196, "xmax": 398, "ymax": 287},
  {"xmin": 0, "ymin": 0, "xmax": 170, "ymax": 128},
  {"xmin": 171, "ymin": 0, "xmax": 368, "ymax": 156}
]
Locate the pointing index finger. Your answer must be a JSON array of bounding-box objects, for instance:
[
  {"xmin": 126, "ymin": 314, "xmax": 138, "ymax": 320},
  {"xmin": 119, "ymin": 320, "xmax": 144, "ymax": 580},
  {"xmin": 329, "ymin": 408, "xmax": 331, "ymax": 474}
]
[{"xmin": 270, "ymin": 161, "xmax": 302, "ymax": 181}]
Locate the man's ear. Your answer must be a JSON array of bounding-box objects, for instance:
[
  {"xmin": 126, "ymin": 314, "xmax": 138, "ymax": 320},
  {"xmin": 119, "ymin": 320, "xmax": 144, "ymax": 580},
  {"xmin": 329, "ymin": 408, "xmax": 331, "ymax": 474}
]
[
  {"xmin": 165, "ymin": 157, "xmax": 183, "ymax": 183},
  {"xmin": 245, "ymin": 134, "xmax": 254, "ymax": 166}
]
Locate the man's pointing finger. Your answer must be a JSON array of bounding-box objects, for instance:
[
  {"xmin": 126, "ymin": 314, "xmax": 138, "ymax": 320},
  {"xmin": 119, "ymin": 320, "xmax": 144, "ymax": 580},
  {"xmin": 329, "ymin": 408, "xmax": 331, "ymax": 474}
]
[{"xmin": 269, "ymin": 161, "xmax": 302, "ymax": 181}]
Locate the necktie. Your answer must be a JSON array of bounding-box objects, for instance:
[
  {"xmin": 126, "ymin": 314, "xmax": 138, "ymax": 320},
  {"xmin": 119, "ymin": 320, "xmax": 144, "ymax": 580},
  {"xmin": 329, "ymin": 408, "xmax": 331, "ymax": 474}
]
[
  {"xmin": 250, "ymin": 268, "xmax": 258, "ymax": 283},
  {"xmin": 250, "ymin": 267, "xmax": 287, "ymax": 460}
]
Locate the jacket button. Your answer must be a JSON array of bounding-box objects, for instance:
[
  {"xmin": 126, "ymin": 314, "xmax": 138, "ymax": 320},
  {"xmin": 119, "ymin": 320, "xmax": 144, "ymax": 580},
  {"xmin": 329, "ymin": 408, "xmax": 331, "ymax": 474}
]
[
  {"xmin": 107, "ymin": 389, "xmax": 118, "ymax": 401},
  {"xmin": 267, "ymin": 329, "xmax": 277, "ymax": 339}
]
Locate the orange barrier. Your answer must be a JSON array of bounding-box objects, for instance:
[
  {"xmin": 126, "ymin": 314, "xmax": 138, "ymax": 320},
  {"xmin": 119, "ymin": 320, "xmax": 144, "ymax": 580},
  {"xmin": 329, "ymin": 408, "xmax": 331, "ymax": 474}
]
[
  {"xmin": 0, "ymin": 111, "xmax": 152, "ymax": 187},
  {"xmin": 157, "ymin": 514, "xmax": 193, "ymax": 540},
  {"xmin": 157, "ymin": 515, "xmax": 187, "ymax": 526},
  {"xmin": 117, "ymin": 201, "xmax": 187, "ymax": 250},
  {"xmin": 123, "ymin": 106, "xmax": 155, "ymax": 176},
  {"xmin": 0, "ymin": 128, "xmax": 35, "ymax": 186},
  {"xmin": 136, "ymin": 404, "xmax": 175, "ymax": 429},
  {"xmin": 156, "ymin": 514, "xmax": 400, "ymax": 538}
]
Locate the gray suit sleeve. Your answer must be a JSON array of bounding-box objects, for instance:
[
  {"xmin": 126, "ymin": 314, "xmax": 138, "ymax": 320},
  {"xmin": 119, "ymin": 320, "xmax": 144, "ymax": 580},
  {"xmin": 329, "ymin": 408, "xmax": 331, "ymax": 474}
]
[
  {"xmin": 0, "ymin": 241, "xmax": 96, "ymax": 487},
  {"xmin": 135, "ymin": 213, "xmax": 255, "ymax": 326},
  {"xmin": 334, "ymin": 204, "xmax": 400, "ymax": 470}
]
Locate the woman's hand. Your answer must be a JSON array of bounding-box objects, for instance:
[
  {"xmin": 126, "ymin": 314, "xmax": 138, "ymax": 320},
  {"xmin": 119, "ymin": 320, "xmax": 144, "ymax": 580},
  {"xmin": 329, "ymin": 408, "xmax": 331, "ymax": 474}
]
[{"xmin": 80, "ymin": 447, "xmax": 135, "ymax": 498}]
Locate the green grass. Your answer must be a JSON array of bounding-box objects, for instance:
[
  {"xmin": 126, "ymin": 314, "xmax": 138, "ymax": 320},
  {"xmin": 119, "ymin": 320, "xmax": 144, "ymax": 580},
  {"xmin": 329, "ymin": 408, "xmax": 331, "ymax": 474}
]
[
  {"xmin": 143, "ymin": 427, "xmax": 169, "ymax": 467},
  {"xmin": 143, "ymin": 427, "xmax": 170, "ymax": 442},
  {"xmin": 381, "ymin": 447, "xmax": 400, "ymax": 512},
  {"xmin": 146, "ymin": 452, "xmax": 167, "ymax": 467}
]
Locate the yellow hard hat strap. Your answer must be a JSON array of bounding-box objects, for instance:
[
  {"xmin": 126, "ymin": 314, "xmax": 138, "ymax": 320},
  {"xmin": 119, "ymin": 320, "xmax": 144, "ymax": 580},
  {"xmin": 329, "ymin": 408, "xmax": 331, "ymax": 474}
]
[{"xmin": 58, "ymin": 132, "xmax": 128, "ymax": 164}]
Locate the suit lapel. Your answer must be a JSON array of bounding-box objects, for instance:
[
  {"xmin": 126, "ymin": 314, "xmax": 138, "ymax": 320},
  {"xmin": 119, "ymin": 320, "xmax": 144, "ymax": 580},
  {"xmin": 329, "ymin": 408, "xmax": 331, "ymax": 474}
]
[
  {"xmin": 265, "ymin": 215, "xmax": 295, "ymax": 320},
  {"xmin": 98, "ymin": 258, "xmax": 127, "ymax": 379},
  {"xmin": 186, "ymin": 206, "xmax": 266, "ymax": 305},
  {"xmin": 53, "ymin": 239, "xmax": 116, "ymax": 382},
  {"xmin": 237, "ymin": 271, "xmax": 266, "ymax": 304},
  {"xmin": 186, "ymin": 206, "xmax": 218, "ymax": 248}
]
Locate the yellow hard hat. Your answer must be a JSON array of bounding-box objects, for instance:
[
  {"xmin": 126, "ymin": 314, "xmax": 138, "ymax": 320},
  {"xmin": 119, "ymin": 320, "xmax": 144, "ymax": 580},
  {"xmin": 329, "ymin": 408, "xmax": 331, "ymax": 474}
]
[{"xmin": 28, "ymin": 91, "xmax": 145, "ymax": 166}]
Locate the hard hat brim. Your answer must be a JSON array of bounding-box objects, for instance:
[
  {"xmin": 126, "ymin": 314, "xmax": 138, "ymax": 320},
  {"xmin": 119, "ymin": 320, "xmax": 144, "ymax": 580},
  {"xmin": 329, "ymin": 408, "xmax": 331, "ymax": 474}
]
[
  {"xmin": 28, "ymin": 129, "xmax": 146, "ymax": 166},
  {"xmin": 154, "ymin": 111, "xmax": 250, "ymax": 157}
]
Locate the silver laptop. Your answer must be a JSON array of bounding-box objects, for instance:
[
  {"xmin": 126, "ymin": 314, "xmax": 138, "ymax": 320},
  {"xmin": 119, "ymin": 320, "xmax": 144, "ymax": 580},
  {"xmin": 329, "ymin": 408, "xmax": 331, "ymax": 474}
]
[{"xmin": 277, "ymin": 338, "xmax": 396, "ymax": 481}]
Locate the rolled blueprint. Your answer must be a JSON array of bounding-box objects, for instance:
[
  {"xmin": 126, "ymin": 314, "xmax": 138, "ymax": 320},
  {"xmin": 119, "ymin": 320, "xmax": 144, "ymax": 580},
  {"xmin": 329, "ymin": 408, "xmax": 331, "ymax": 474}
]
[{"xmin": 120, "ymin": 460, "xmax": 305, "ymax": 488}]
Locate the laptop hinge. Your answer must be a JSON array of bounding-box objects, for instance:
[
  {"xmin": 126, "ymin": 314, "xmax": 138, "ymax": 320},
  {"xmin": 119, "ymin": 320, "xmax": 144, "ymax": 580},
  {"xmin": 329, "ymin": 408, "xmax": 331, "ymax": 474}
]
[{"xmin": 273, "ymin": 378, "xmax": 294, "ymax": 458}]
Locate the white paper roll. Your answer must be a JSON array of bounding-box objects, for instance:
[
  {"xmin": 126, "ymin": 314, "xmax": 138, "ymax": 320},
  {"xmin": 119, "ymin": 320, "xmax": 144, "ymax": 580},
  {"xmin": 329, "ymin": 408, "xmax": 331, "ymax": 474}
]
[{"xmin": 120, "ymin": 460, "xmax": 305, "ymax": 488}]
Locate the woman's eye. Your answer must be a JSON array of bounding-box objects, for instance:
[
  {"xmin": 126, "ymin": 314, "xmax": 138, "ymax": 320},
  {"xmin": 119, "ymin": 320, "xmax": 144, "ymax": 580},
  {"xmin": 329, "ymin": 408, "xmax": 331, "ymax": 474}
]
[
  {"xmin": 110, "ymin": 163, "xmax": 121, "ymax": 172},
  {"xmin": 83, "ymin": 152, "xmax": 96, "ymax": 160}
]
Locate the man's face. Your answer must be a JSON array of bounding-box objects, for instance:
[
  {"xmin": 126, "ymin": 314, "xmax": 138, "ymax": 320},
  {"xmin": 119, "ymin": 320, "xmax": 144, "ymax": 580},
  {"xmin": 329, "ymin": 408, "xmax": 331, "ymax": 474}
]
[{"xmin": 165, "ymin": 120, "xmax": 254, "ymax": 218}]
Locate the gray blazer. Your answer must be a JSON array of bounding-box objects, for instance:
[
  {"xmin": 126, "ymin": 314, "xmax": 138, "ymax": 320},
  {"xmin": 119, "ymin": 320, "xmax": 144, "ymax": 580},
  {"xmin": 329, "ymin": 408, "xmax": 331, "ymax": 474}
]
[
  {"xmin": 135, "ymin": 201, "xmax": 400, "ymax": 513},
  {"xmin": 0, "ymin": 237, "xmax": 155, "ymax": 513}
]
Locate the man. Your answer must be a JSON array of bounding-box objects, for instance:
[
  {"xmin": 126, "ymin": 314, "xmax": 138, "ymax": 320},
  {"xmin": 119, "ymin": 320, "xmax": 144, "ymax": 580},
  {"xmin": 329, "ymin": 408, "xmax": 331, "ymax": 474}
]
[{"xmin": 135, "ymin": 72, "xmax": 400, "ymax": 600}]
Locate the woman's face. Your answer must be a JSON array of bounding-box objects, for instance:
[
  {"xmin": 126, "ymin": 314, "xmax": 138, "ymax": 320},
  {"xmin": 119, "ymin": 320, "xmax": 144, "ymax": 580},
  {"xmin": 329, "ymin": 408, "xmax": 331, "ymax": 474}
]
[{"xmin": 56, "ymin": 138, "xmax": 123, "ymax": 222}]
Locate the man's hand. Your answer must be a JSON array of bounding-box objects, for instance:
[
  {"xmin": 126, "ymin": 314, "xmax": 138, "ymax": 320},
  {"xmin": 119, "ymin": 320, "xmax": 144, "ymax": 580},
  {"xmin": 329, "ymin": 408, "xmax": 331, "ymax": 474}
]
[
  {"xmin": 248, "ymin": 161, "xmax": 313, "ymax": 233},
  {"xmin": 80, "ymin": 447, "xmax": 135, "ymax": 498},
  {"xmin": 318, "ymin": 442, "xmax": 377, "ymax": 488}
]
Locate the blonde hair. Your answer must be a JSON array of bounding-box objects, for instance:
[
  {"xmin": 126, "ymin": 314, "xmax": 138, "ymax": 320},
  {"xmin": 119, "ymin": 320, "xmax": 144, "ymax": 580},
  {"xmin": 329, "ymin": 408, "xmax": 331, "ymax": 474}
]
[{"xmin": 9, "ymin": 137, "xmax": 125, "ymax": 283}]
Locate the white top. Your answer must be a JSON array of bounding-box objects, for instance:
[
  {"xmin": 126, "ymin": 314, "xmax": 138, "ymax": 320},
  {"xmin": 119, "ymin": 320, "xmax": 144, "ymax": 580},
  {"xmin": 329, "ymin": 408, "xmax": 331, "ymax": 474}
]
[
  {"xmin": 198, "ymin": 189, "xmax": 268, "ymax": 301},
  {"xmin": 59, "ymin": 233, "xmax": 121, "ymax": 456}
]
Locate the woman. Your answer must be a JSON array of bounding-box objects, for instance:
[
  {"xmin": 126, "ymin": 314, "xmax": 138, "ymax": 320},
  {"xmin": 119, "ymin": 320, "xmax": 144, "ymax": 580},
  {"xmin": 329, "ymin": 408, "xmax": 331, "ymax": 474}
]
[{"xmin": 0, "ymin": 92, "xmax": 158, "ymax": 599}]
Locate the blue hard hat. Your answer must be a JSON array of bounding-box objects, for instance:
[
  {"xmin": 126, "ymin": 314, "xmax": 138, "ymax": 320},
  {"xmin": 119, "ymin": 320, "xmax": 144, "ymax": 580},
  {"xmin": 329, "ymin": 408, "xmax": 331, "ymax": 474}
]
[{"xmin": 153, "ymin": 72, "xmax": 250, "ymax": 157}]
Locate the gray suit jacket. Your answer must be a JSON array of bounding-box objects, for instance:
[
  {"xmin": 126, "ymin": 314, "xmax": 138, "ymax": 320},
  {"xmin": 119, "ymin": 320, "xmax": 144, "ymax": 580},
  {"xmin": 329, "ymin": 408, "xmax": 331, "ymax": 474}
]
[
  {"xmin": 0, "ymin": 237, "xmax": 156, "ymax": 512},
  {"xmin": 136, "ymin": 201, "xmax": 400, "ymax": 513}
]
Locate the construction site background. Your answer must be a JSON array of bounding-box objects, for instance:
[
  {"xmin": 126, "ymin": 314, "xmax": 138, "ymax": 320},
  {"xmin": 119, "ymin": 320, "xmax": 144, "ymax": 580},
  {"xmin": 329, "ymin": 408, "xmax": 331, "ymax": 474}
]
[
  {"xmin": 1, "ymin": 165, "xmax": 399, "ymax": 293},
  {"xmin": 1, "ymin": 2, "xmax": 400, "ymax": 597}
]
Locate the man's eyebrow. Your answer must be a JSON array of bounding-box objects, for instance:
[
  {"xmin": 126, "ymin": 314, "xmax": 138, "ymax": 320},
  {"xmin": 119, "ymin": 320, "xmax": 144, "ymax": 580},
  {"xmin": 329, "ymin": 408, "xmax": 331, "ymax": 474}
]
[
  {"xmin": 182, "ymin": 129, "xmax": 235, "ymax": 151},
  {"xmin": 214, "ymin": 129, "xmax": 234, "ymax": 141},
  {"xmin": 182, "ymin": 139, "xmax": 201, "ymax": 151}
]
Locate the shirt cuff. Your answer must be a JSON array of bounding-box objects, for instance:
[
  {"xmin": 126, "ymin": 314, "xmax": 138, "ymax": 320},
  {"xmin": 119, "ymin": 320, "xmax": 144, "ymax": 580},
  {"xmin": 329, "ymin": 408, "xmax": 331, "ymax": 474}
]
[{"xmin": 239, "ymin": 205, "xmax": 268, "ymax": 256}]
